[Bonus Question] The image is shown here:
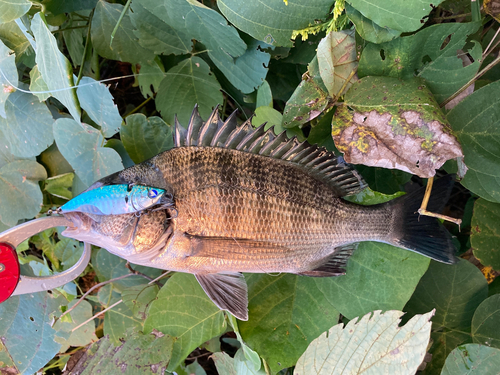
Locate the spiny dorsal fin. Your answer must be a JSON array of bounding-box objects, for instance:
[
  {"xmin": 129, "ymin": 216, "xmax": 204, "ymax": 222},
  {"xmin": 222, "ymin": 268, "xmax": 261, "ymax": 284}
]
[{"xmin": 174, "ymin": 106, "xmax": 367, "ymax": 196}]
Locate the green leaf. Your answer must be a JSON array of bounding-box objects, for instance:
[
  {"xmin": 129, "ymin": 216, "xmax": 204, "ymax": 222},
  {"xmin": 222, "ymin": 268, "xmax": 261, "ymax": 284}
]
[
  {"xmin": 76, "ymin": 76, "xmax": 123, "ymax": 137},
  {"xmin": 104, "ymin": 139, "xmax": 135, "ymax": 168},
  {"xmin": 0, "ymin": 160, "xmax": 46, "ymax": 226},
  {"xmin": 358, "ymin": 22, "xmax": 481, "ymax": 103},
  {"xmin": 448, "ymin": 80, "xmax": 500, "ymax": 203},
  {"xmin": 0, "ymin": 292, "xmax": 65, "ymax": 374},
  {"xmin": 155, "ymin": 56, "xmax": 223, "ymax": 126},
  {"xmin": 29, "ymin": 64, "xmax": 50, "ymax": 102},
  {"xmin": 135, "ymin": 58, "xmax": 166, "ymax": 99},
  {"xmin": 256, "ymin": 80, "xmax": 272, "ymax": 108},
  {"xmin": 53, "ymin": 118, "xmax": 123, "ymax": 187},
  {"xmin": 64, "ymin": 331, "xmax": 173, "ymax": 374},
  {"xmin": 295, "ymin": 310, "xmax": 434, "ymax": 375},
  {"xmin": 344, "ymin": 187, "xmax": 404, "ymax": 205},
  {"xmin": 138, "ymin": 0, "xmax": 246, "ymax": 58},
  {"xmin": 471, "ymin": 199, "xmax": 500, "ymax": 270},
  {"xmin": 31, "ymin": 13, "xmax": 81, "ymax": 122},
  {"xmin": 317, "ymin": 30, "xmax": 358, "ymax": 98},
  {"xmin": 0, "ymin": 39, "xmax": 17, "ymax": 118},
  {"xmin": 144, "ymin": 273, "xmax": 227, "ymax": 371},
  {"xmin": 53, "ymin": 238, "xmax": 84, "ymax": 271},
  {"xmin": 251, "ymin": 106, "xmax": 283, "ymax": 131},
  {"xmin": 62, "ymin": 17, "xmax": 86, "ymax": 68},
  {"xmin": 239, "ymin": 274, "xmax": 340, "ymax": 373},
  {"xmin": 441, "ymin": 344, "xmax": 500, "ymax": 375},
  {"xmin": 346, "ymin": 3, "xmax": 401, "ymax": 44},
  {"xmin": 121, "ymin": 114, "xmax": 173, "ymax": 164},
  {"xmin": 43, "ymin": 0, "xmax": 98, "ymax": 15},
  {"xmin": 92, "ymin": 247, "xmax": 162, "ymax": 292},
  {"xmin": 0, "ymin": 0, "xmax": 30, "ymax": 24},
  {"xmin": 53, "ymin": 299, "xmax": 98, "ymax": 352},
  {"xmin": 213, "ymin": 349, "xmax": 266, "ymax": 375},
  {"xmin": 346, "ymin": 0, "xmax": 444, "ymax": 32},
  {"xmin": 130, "ymin": 1, "xmax": 192, "ymax": 56},
  {"xmin": 0, "ymin": 19, "xmax": 34, "ymax": 66},
  {"xmin": 471, "ymin": 294, "xmax": 500, "ymax": 348},
  {"xmin": 91, "ymin": 0, "xmax": 155, "ymax": 64},
  {"xmin": 354, "ymin": 166, "xmax": 412, "ymax": 195},
  {"xmin": 44, "ymin": 172, "xmax": 74, "ymax": 200},
  {"xmin": 218, "ymin": 0, "xmax": 333, "ymax": 47},
  {"xmin": 122, "ymin": 284, "xmax": 160, "ymax": 320},
  {"xmin": 209, "ymin": 35, "xmax": 271, "ymax": 94},
  {"xmin": 332, "ymin": 76, "xmax": 463, "ymax": 178},
  {"xmin": 282, "ymin": 56, "xmax": 330, "ymax": 129},
  {"xmin": 0, "ymin": 90, "xmax": 54, "ymax": 158},
  {"xmin": 323, "ymin": 242, "xmax": 430, "ymax": 320}
]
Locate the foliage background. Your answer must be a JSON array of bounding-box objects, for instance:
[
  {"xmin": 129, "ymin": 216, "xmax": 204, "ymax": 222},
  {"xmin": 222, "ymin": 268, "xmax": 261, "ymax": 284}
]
[{"xmin": 0, "ymin": 0, "xmax": 500, "ymax": 374}]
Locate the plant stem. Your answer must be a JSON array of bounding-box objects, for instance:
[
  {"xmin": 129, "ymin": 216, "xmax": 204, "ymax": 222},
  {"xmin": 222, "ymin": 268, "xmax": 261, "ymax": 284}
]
[
  {"xmin": 123, "ymin": 95, "xmax": 154, "ymax": 118},
  {"xmin": 76, "ymin": 9, "xmax": 94, "ymax": 86},
  {"xmin": 110, "ymin": 0, "xmax": 132, "ymax": 48}
]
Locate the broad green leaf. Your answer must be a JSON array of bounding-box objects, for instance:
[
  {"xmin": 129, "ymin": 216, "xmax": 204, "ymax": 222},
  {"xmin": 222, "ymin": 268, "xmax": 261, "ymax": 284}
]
[
  {"xmin": 138, "ymin": 0, "xmax": 246, "ymax": 58},
  {"xmin": 0, "ymin": 292, "xmax": 65, "ymax": 374},
  {"xmin": 441, "ymin": 344, "xmax": 500, "ymax": 375},
  {"xmin": 355, "ymin": 166, "xmax": 412, "ymax": 195},
  {"xmin": 104, "ymin": 139, "xmax": 134, "ymax": 168},
  {"xmin": 322, "ymin": 242, "xmax": 430, "ymax": 320},
  {"xmin": 0, "ymin": 160, "xmax": 46, "ymax": 226},
  {"xmin": 252, "ymin": 106, "xmax": 283, "ymax": 132},
  {"xmin": 130, "ymin": 1, "xmax": 192, "ymax": 56},
  {"xmin": 92, "ymin": 247, "xmax": 162, "ymax": 292},
  {"xmin": 155, "ymin": 57, "xmax": 223, "ymax": 126},
  {"xmin": 91, "ymin": 0, "xmax": 155, "ymax": 64},
  {"xmin": 66, "ymin": 331, "xmax": 173, "ymax": 374},
  {"xmin": 227, "ymin": 315, "xmax": 262, "ymax": 372},
  {"xmin": 213, "ymin": 349, "xmax": 266, "ymax": 375},
  {"xmin": 38, "ymin": 142, "xmax": 74, "ymax": 177},
  {"xmin": 405, "ymin": 260, "xmax": 488, "ymax": 330},
  {"xmin": 53, "ymin": 299, "xmax": 98, "ymax": 352},
  {"xmin": 346, "ymin": 3, "xmax": 401, "ymax": 44},
  {"xmin": 29, "ymin": 64, "xmax": 50, "ymax": 102},
  {"xmin": 43, "ymin": 0, "xmax": 98, "ymax": 15},
  {"xmin": 295, "ymin": 310, "xmax": 434, "ymax": 375},
  {"xmin": 358, "ymin": 22, "xmax": 481, "ymax": 103},
  {"xmin": 239, "ymin": 274, "xmax": 340, "ymax": 373},
  {"xmin": 209, "ymin": 36, "xmax": 271, "ymax": 94},
  {"xmin": 344, "ymin": 187, "xmax": 404, "ymax": 205},
  {"xmin": 62, "ymin": 18, "xmax": 86, "ymax": 68},
  {"xmin": 317, "ymin": 30, "xmax": 358, "ymax": 98},
  {"xmin": 121, "ymin": 114, "xmax": 173, "ymax": 164},
  {"xmin": 76, "ymin": 76, "xmax": 123, "ymax": 137},
  {"xmin": 135, "ymin": 58, "xmax": 166, "ymax": 99},
  {"xmin": 0, "ymin": 0, "xmax": 30, "ymax": 24},
  {"xmin": 53, "ymin": 238, "xmax": 84, "ymax": 271},
  {"xmin": 44, "ymin": 172, "xmax": 74, "ymax": 200},
  {"xmin": 122, "ymin": 284, "xmax": 160, "ymax": 320},
  {"xmin": 0, "ymin": 90, "xmax": 54, "ymax": 158},
  {"xmin": 53, "ymin": 118, "xmax": 123, "ymax": 187},
  {"xmin": 448, "ymin": 80, "xmax": 500, "ymax": 203},
  {"xmin": 471, "ymin": 199, "xmax": 500, "ymax": 270},
  {"xmin": 404, "ymin": 260, "xmax": 488, "ymax": 373},
  {"xmin": 256, "ymin": 80, "xmax": 272, "ymax": 108},
  {"xmin": 346, "ymin": 0, "xmax": 444, "ymax": 32},
  {"xmin": 218, "ymin": 0, "xmax": 332, "ymax": 47},
  {"xmin": 0, "ymin": 20, "xmax": 34, "ymax": 66},
  {"xmin": 332, "ymin": 76, "xmax": 463, "ymax": 178},
  {"xmin": 31, "ymin": 13, "xmax": 81, "ymax": 122},
  {"xmin": 282, "ymin": 56, "xmax": 330, "ymax": 129},
  {"xmin": 471, "ymin": 294, "xmax": 500, "ymax": 348},
  {"xmin": 144, "ymin": 273, "xmax": 227, "ymax": 371},
  {"xmin": 0, "ymin": 39, "xmax": 16, "ymax": 118}
]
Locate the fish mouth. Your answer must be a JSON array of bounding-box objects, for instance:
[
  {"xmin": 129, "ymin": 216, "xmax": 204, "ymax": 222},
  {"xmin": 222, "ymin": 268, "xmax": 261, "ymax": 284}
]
[{"xmin": 61, "ymin": 210, "xmax": 173, "ymax": 264}]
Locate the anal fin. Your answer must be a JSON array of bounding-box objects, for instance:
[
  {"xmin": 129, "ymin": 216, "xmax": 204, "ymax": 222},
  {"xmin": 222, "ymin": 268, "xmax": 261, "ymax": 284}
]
[
  {"xmin": 298, "ymin": 243, "xmax": 358, "ymax": 277},
  {"xmin": 195, "ymin": 272, "xmax": 249, "ymax": 321}
]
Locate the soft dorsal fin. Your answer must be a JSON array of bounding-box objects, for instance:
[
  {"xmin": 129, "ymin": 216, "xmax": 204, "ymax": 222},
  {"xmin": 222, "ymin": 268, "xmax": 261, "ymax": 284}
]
[{"xmin": 174, "ymin": 106, "xmax": 366, "ymax": 197}]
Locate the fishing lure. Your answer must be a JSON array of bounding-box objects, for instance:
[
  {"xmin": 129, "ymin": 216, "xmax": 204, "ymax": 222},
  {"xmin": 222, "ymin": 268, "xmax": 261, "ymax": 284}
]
[{"xmin": 57, "ymin": 184, "xmax": 170, "ymax": 215}]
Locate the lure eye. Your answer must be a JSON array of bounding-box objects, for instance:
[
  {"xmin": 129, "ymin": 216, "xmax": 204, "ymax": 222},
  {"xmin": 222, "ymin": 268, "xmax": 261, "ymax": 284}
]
[{"xmin": 148, "ymin": 189, "xmax": 159, "ymax": 199}]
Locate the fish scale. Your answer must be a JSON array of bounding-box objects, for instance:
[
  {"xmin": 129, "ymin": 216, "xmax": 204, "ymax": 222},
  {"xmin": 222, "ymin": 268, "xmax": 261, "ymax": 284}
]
[{"xmin": 61, "ymin": 105, "xmax": 457, "ymax": 321}]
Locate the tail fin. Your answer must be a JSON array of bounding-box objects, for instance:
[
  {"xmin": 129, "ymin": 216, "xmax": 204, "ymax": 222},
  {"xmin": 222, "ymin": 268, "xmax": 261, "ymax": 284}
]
[{"xmin": 388, "ymin": 175, "xmax": 457, "ymax": 264}]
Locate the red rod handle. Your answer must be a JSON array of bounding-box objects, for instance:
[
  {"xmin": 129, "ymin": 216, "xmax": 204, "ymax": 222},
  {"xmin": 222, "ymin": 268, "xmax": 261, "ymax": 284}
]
[{"xmin": 0, "ymin": 243, "xmax": 20, "ymax": 303}]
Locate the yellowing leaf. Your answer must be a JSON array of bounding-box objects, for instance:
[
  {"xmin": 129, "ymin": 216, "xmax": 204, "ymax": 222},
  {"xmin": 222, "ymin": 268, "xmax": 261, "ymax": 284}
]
[{"xmin": 332, "ymin": 76, "xmax": 463, "ymax": 178}]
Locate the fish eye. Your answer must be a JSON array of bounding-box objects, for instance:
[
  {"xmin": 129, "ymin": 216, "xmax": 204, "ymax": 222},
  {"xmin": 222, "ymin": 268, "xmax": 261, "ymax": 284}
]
[{"xmin": 148, "ymin": 189, "xmax": 159, "ymax": 198}]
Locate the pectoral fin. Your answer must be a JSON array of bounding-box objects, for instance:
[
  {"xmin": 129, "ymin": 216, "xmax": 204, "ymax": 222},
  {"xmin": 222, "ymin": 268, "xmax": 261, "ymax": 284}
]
[
  {"xmin": 298, "ymin": 243, "xmax": 358, "ymax": 277},
  {"xmin": 195, "ymin": 272, "xmax": 248, "ymax": 321}
]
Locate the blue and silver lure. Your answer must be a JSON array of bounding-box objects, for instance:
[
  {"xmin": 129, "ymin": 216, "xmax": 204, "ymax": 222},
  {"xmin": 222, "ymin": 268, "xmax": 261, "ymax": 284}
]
[{"xmin": 58, "ymin": 184, "xmax": 167, "ymax": 215}]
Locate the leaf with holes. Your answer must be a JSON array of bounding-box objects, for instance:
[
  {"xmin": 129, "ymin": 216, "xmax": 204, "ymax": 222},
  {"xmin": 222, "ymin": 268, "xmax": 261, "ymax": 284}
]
[
  {"xmin": 144, "ymin": 273, "xmax": 227, "ymax": 371},
  {"xmin": 294, "ymin": 310, "xmax": 434, "ymax": 375},
  {"xmin": 332, "ymin": 76, "xmax": 463, "ymax": 178},
  {"xmin": 441, "ymin": 344, "xmax": 500, "ymax": 375},
  {"xmin": 122, "ymin": 284, "xmax": 160, "ymax": 321}
]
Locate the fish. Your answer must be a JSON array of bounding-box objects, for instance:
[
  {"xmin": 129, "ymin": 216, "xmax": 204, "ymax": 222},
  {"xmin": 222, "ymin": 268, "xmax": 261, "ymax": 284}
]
[
  {"xmin": 57, "ymin": 184, "xmax": 170, "ymax": 216},
  {"xmin": 61, "ymin": 106, "xmax": 457, "ymax": 321}
]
